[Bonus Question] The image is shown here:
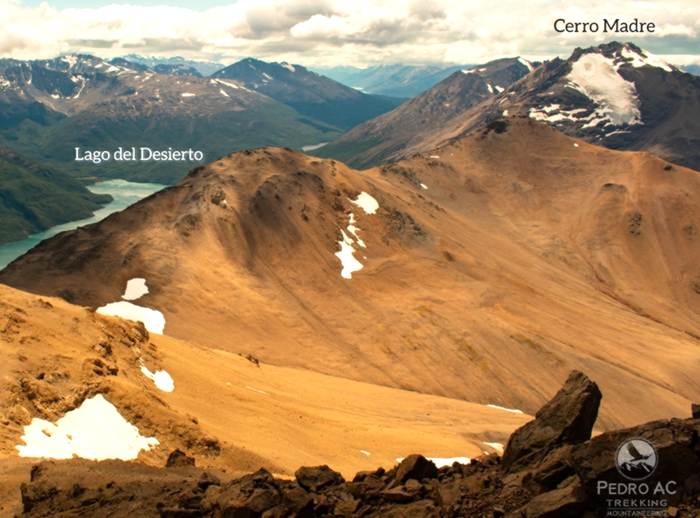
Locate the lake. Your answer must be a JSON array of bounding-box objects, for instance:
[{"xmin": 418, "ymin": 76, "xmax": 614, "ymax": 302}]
[{"xmin": 0, "ymin": 179, "xmax": 166, "ymax": 270}]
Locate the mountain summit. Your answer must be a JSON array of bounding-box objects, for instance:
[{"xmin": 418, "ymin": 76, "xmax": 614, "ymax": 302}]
[{"xmin": 213, "ymin": 57, "xmax": 403, "ymax": 129}]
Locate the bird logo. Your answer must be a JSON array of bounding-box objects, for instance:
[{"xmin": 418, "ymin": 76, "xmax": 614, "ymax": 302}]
[{"xmin": 615, "ymin": 438, "xmax": 658, "ymax": 480}]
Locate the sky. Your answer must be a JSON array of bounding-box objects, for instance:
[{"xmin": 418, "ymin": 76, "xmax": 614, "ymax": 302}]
[{"xmin": 2, "ymin": 0, "xmax": 699, "ymax": 67}]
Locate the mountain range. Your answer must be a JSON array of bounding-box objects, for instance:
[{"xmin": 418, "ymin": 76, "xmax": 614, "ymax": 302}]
[
  {"xmin": 317, "ymin": 57, "xmax": 533, "ymax": 167},
  {"xmin": 212, "ymin": 58, "xmax": 403, "ymax": 130},
  {"xmin": 0, "ymin": 54, "xmax": 399, "ymax": 185},
  {"xmin": 318, "ymin": 43, "xmax": 700, "ymax": 172},
  {"xmin": 314, "ymin": 64, "xmax": 466, "ymax": 98}
]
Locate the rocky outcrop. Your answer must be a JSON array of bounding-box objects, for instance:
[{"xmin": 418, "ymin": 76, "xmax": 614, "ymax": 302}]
[
  {"xmin": 18, "ymin": 371, "xmax": 700, "ymax": 517},
  {"xmin": 502, "ymin": 370, "xmax": 602, "ymax": 470}
]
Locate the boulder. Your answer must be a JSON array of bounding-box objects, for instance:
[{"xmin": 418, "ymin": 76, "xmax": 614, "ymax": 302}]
[
  {"xmin": 522, "ymin": 476, "xmax": 587, "ymax": 517},
  {"xmin": 295, "ymin": 465, "xmax": 344, "ymax": 492},
  {"xmin": 166, "ymin": 449, "xmax": 196, "ymax": 468},
  {"xmin": 394, "ymin": 455, "xmax": 438, "ymax": 484},
  {"xmin": 692, "ymin": 403, "xmax": 700, "ymax": 419},
  {"xmin": 502, "ymin": 371, "xmax": 601, "ymax": 470}
]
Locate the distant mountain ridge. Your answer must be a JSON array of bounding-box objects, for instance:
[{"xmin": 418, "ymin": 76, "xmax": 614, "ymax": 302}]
[
  {"xmin": 448, "ymin": 42, "xmax": 700, "ymax": 172},
  {"xmin": 213, "ymin": 58, "xmax": 403, "ymax": 129},
  {"xmin": 316, "ymin": 57, "xmax": 533, "ymax": 167},
  {"xmin": 314, "ymin": 64, "xmax": 466, "ymax": 98},
  {"xmin": 120, "ymin": 54, "xmax": 223, "ymax": 76},
  {"xmin": 0, "ymin": 53, "xmax": 399, "ymax": 184},
  {"xmin": 319, "ymin": 42, "xmax": 700, "ymax": 172}
]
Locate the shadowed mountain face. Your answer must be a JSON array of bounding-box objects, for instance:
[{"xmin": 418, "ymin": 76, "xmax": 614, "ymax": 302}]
[
  {"xmin": 213, "ymin": 58, "xmax": 404, "ymax": 130},
  {"xmin": 315, "ymin": 58, "xmax": 532, "ymax": 167},
  {"xmin": 2, "ymin": 119, "xmax": 699, "ymax": 431},
  {"xmin": 325, "ymin": 42, "xmax": 700, "ymax": 172},
  {"xmin": 0, "ymin": 147, "xmax": 112, "ymax": 243}
]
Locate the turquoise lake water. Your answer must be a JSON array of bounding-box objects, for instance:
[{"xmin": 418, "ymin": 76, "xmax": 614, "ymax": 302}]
[{"xmin": 0, "ymin": 179, "xmax": 165, "ymax": 270}]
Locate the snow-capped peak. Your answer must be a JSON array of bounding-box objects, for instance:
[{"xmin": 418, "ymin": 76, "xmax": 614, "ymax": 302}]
[
  {"xmin": 566, "ymin": 52, "xmax": 641, "ymax": 126},
  {"xmin": 616, "ymin": 45, "xmax": 673, "ymax": 72}
]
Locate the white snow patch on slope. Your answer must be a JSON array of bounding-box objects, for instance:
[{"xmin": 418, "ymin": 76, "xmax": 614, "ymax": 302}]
[
  {"xmin": 483, "ymin": 442, "xmax": 504, "ymax": 454},
  {"xmin": 347, "ymin": 213, "xmax": 366, "ymax": 248},
  {"xmin": 214, "ymin": 78, "xmax": 242, "ymax": 90},
  {"xmin": 335, "ymin": 230, "xmax": 364, "ymax": 279},
  {"xmin": 567, "ymin": 53, "xmax": 641, "ymax": 126},
  {"xmin": 140, "ymin": 365, "xmax": 174, "ymax": 392},
  {"xmin": 487, "ymin": 404, "xmax": 524, "ymax": 414},
  {"xmin": 220, "ymin": 89, "xmax": 229, "ymax": 97},
  {"xmin": 350, "ymin": 192, "xmax": 379, "ymax": 215},
  {"xmin": 280, "ymin": 62, "xmax": 295, "ymax": 72},
  {"xmin": 495, "ymin": 85, "xmax": 504, "ymax": 93},
  {"xmin": 360, "ymin": 449, "xmax": 371, "ymax": 456},
  {"xmin": 181, "ymin": 92, "xmax": 196, "ymax": 97},
  {"xmin": 486, "ymin": 83, "xmax": 493, "ymax": 94},
  {"xmin": 97, "ymin": 301, "xmax": 165, "ymax": 334},
  {"xmin": 420, "ymin": 183, "xmax": 428, "ymax": 190},
  {"xmin": 16, "ymin": 394, "xmax": 159, "ymax": 460},
  {"xmin": 619, "ymin": 46, "xmax": 672, "ymax": 72},
  {"xmin": 122, "ymin": 278, "xmax": 149, "ymax": 301}
]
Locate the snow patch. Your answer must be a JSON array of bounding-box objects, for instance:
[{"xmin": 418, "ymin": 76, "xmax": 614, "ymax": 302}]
[
  {"xmin": 483, "ymin": 442, "xmax": 504, "ymax": 454},
  {"xmin": 420, "ymin": 183, "xmax": 428, "ymax": 190},
  {"xmin": 347, "ymin": 213, "xmax": 366, "ymax": 248},
  {"xmin": 567, "ymin": 53, "xmax": 641, "ymax": 126},
  {"xmin": 350, "ymin": 192, "xmax": 379, "ymax": 215},
  {"xmin": 280, "ymin": 62, "xmax": 296, "ymax": 72},
  {"xmin": 122, "ymin": 278, "xmax": 149, "ymax": 301},
  {"xmin": 619, "ymin": 46, "xmax": 672, "ymax": 72},
  {"xmin": 181, "ymin": 92, "xmax": 196, "ymax": 97},
  {"xmin": 486, "ymin": 404, "xmax": 524, "ymax": 414},
  {"xmin": 16, "ymin": 394, "xmax": 159, "ymax": 460},
  {"xmin": 494, "ymin": 85, "xmax": 504, "ymax": 93},
  {"xmin": 97, "ymin": 302, "xmax": 165, "ymax": 334},
  {"xmin": 486, "ymin": 83, "xmax": 494, "ymax": 94},
  {"xmin": 220, "ymin": 89, "xmax": 229, "ymax": 97},
  {"xmin": 245, "ymin": 386, "xmax": 268, "ymax": 395},
  {"xmin": 140, "ymin": 364, "xmax": 174, "ymax": 392},
  {"xmin": 360, "ymin": 450, "xmax": 371, "ymax": 456},
  {"xmin": 335, "ymin": 230, "xmax": 364, "ymax": 280}
]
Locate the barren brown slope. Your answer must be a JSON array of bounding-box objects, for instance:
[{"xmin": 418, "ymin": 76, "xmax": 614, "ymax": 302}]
[
  {"xmin": 0, "ymin": 283, "xmax": 528, "ymax": 514},
  {"xmin": 2, "ymin": 119, "xmax": 700, "ymax": 430}
]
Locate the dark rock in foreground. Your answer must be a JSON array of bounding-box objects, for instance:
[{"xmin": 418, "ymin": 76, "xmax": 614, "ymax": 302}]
[{"xmin": 19, "ymin": 371, "xmax": 700, "ymax": 517}]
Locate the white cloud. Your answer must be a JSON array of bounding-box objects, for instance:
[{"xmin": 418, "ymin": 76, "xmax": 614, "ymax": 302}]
[{"xmin": 0, "ymin": 0, "xmax": 698, "ymax": 66}]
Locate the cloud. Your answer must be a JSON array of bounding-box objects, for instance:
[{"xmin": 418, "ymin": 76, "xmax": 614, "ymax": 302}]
[{"xmin": 0, "ymin": 0, "xmax": 698, "ymax": 66}]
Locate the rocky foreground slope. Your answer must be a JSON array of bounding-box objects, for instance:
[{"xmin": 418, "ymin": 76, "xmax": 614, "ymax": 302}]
[{"xmin": 18, "ymin": 372, "xmax": 700, "ymax": 517}]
